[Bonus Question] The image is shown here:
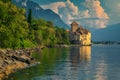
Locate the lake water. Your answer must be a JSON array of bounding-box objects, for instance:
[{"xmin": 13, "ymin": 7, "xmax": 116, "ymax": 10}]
[{"xmin": 7, "ymin": 45, "xmax": 120, "ymax": 80}]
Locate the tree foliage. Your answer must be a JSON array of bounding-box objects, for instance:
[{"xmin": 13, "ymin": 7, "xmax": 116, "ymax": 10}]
[
  {"xmin": 27, "ymin": 9, "xmax": 32, "ymax": 25},
  {"xmin": 0, "ymin": 0, "xmax": 70, "ymax": 49}
]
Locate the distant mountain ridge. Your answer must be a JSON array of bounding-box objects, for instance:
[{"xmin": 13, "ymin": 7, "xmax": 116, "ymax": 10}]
[
  {"xmin": 12, "ymin": 0, "xmax": 69, "ymax": 29},
  {"xmin": 92, "ymin": 23, "xmax": 120, "ymax": 41}
]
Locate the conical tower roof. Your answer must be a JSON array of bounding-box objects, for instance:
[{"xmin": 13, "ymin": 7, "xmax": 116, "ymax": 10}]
[{"xmin": 71, "ymin": 21, "xmax": 78, "ymax": 25}]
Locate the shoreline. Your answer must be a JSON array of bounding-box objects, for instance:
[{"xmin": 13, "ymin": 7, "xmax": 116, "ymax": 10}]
[
  {"xmin": 0, "ymin": 48, "xmax": 41, "ymax": 80},
  {"xmin": 46, "ymin": 44, "xmax": 120, "ymax": 48},
  {"xmin": 0, "ymin": 44, "xmax": 119, "ymax": 79}
]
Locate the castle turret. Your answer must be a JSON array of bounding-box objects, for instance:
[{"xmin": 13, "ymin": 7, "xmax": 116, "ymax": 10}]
[{"xmin": 71, "ymin": 21, "xmax": 79, "ymax": 32}]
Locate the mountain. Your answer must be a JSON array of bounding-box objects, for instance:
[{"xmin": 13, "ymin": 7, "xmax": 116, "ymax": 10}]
[
  {"xmin": 92, "ymin": 23, "xmax": 120, "ymax": 42},
  {"xmin": 12, "ymin": 0, "xmax": 69, "ymax": 29}
]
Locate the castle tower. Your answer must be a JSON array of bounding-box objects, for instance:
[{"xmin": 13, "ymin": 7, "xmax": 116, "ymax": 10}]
[{"xmin": 71, "ymin": 21, "xmax": 79, "ymax": 32}]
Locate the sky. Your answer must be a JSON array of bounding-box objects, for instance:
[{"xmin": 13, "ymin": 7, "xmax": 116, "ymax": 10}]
[{"xmin": 31, "ymin": 0, "xmax": 120, "ymax": 29}]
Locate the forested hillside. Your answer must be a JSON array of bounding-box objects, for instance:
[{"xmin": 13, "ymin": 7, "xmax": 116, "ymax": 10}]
[{"xmin": 0, "ymin": 0, "xmax": 69, "ymax": 49}]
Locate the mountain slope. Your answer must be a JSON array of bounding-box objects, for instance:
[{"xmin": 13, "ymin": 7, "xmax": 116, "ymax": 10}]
[
  {"xmin": 92, "ymin": 23, "xmax": 120, "ymax": 41},
  {"xmin": 12, "ymin": 0, "xmax": 69, "ymax": 29}
]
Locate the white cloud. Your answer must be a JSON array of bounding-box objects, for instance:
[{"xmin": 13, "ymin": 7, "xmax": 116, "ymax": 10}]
[
  {"xmin": 21, "ymin": 0, "xmax": 28, "ymax": 7},
  {"xmin": 74, "ymin": 10, "xmax": 90, "ymax": 19},
  {"xmin": 81, "ymin": 19, "xmax": 108, "ymax": 29},
  {"xmin": 81, "ymin": 10, "xmax": 90, "ymax": 18},
  {"xmin": 41, "ymin": 0, "xmax": 78, "ymax": 24},
  {"xmin": 83, "ymin": 0, "xmax": 109, "ymax": 19},
  {"xmin": 22, "ymin": 2, "xmax": 27, "ymax": 7},
  {"xmin": 41, "ymin": 0, "xmax": 109, "ymax": 29},
  {"xmin": 74, "ymin": 0, "xmax": 109, "ymax": 28},
  {"xmin": 41, "ymin": 2, "xmax": 66, "ymax": 14},
  {"xmin": 65, "ymin": 0, "xmax": 79, "ymax": 16}
]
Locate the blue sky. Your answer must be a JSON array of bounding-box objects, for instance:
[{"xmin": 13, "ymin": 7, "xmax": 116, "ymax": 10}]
[{"xmin": 31, "ymin": 0, "xmax": 120, "ymax": 29}]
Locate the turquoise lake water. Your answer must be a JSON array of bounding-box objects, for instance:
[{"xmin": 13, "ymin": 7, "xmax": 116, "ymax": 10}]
[{"xmin": 7, "ymin": 45, "xmax": 120, "ymax": 80}]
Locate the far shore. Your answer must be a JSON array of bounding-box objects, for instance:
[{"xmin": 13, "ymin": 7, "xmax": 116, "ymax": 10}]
[{"xmin": 47, "ymin": 43, "xmax": 120, "ymax": 48}]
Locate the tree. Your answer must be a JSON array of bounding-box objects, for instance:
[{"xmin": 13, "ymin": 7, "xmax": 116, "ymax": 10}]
[
  {"xmin": 27, "ymin": 9, "xmax": 32, "ymax": 25},
  {"xmin": 0, "ymin": 0, "xmax": 31, "ymax": 49},
  {"xmin": 0, "ymin": 0, "xmax": 70, "ymax": 49},
  {"xmin": 46, "ymin": 21, "xmax": 54, "ymax": 27}
]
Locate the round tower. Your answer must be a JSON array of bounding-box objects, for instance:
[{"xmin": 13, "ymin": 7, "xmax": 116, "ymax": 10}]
[{"xmin": 71, "ymin": 21, "xmax": 79, "ymax": 32}]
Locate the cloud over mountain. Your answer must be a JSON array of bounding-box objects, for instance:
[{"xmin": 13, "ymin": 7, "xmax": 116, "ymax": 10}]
[
  {"xmin": 41, "ymin": 2, "xmax": 66, "ymax": 14},
  {"xmin": 41, "ymin": 0, "xmax": 109, "ymax": 29},
  {"xmin": 41, "ymin": 0, "xmax": 79, "ymax": 24}
]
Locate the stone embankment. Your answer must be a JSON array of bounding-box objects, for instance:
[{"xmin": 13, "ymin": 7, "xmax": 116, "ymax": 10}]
[{"xmin": 0, "ymin": 48, "xmax": 40, "ymax": 80}]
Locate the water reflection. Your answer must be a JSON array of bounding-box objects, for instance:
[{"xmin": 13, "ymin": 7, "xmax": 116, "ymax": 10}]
[
  {"xmin": 79, "ymin": 46, "xmax": 91, "ymax": 60},
  {"xmin": 67, "ymin": 46, "xmax": 91, "ymax": 80},
  {"xmin": 95, "ymin": 61, "xmax": 108, "ymax": 80},
  {"xmin": 92, "ymin": 46, "xmax": 108, "ymax": 80},
  {"xmin": 7, "ymin": 48, "xmax": 69, "ymax": 80},
  {"xmin": 7, "ymin": 45, "xmax": 120, "ymax": 80},
  {"xmin": 70, "ymin": 46, "xmax": 91, "ymax": 64}
]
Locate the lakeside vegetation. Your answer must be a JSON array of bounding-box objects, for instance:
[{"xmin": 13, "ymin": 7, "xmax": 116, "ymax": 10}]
[{"xmin": 0, "ymin": 0, "xmax": 69, "ymax": 49}]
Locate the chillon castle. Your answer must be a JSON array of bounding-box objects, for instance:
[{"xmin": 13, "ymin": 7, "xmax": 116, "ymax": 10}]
[{"xmin": 69, "ymin": 21, "xmax": 91, "ymax": 46}]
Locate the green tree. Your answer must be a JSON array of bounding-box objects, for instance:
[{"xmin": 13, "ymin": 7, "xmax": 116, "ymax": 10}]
[
  {"xmin": 0, "ymin": 0, "xmax": 70, "ymax": 49},
  {"xmin": 55, "ymin": 27, "xmax": 70, "ymax": 44},
  {"xmin": 0, "ymin": 0, "xmax": 33, "ymax": 49},
  {"xmin": 27, "ymin": 9, "xmax": 32, "ymax": 25},
  {"xmin": 46, "ymin": 21, "xmax": 54, "ymax": 28}
]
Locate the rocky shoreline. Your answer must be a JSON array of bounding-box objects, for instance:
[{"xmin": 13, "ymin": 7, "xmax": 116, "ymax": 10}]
[{"xmin": 0, "ymin": 48, "xmax": 41, "ymax": 80}]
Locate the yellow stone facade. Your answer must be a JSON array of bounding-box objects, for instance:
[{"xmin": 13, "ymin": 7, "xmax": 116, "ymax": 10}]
[
  {"xmin": 79, "ymin": 32, "xmax": 91, "ymax": 46},
  {"xmin": 69, "ymin": 21, "xmax": 91, "ymax": 46}
]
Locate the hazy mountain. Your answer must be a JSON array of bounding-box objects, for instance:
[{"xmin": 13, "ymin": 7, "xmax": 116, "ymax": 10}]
[
  {"xmin": 12, "ymin": 0, "xmax": 69, "ymax": 29},
  {"xmin": 92, "ymin": 23, "xmax": 120, "ymax": 41}
]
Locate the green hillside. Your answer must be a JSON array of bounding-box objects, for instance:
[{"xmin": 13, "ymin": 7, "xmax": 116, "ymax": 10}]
[{"xmin": 0, "ymin": 0, "xmax": 69, "ymax": 49}]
